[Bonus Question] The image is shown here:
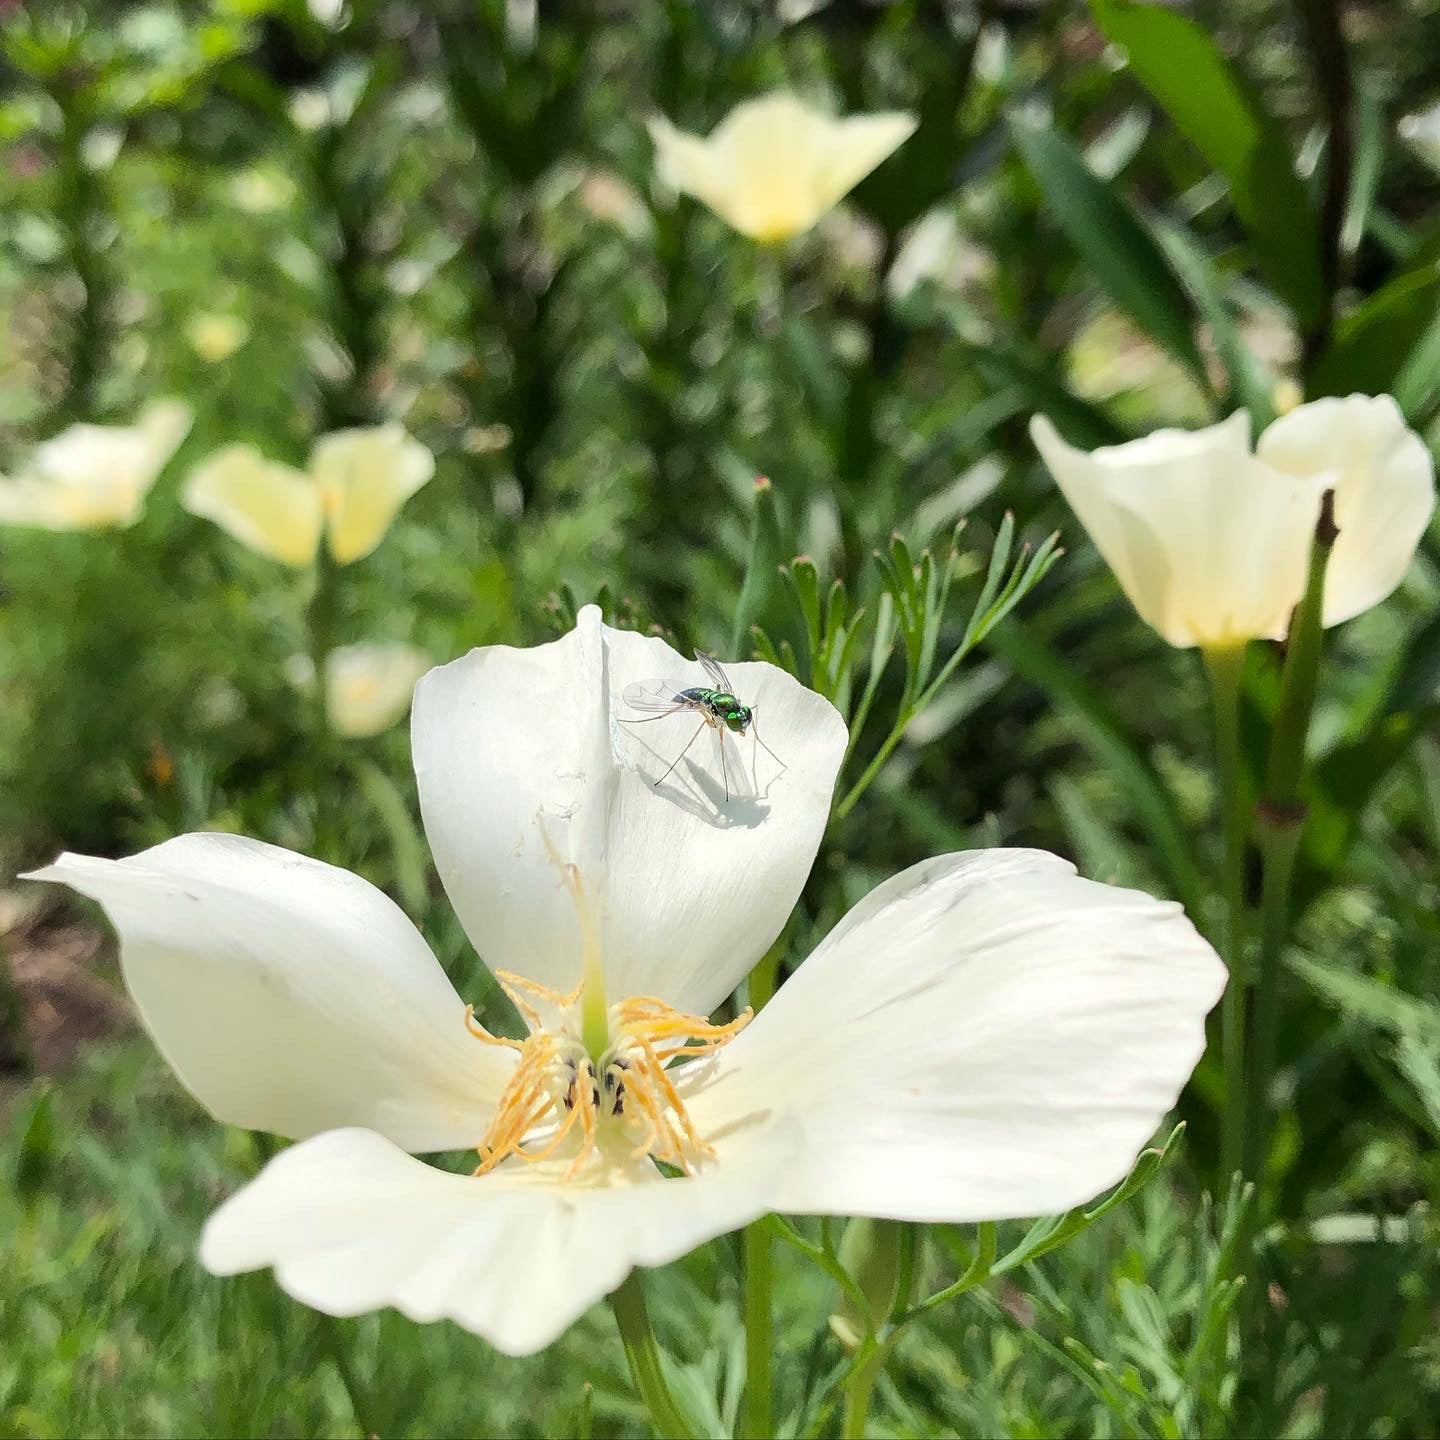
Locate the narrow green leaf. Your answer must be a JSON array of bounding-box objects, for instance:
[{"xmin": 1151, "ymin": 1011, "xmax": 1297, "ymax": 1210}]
[
  {"xmin": 730, "ymin": 476, "xmax": 782, "ymax": 656},
  {"xmin": 352, "ymin": 759, "xmax": 431, "ymax": 921},
  {"xmin": 1309, "ymin": 264, "xmax": 1440, "ymax": 405},
  {"xmin": 1090, "ymin": 0, "xmax": 1324, "ymax": 326},
  {"xmin": 1009, "ymin": 112, "xmax": 1206, "ymax": 381}
]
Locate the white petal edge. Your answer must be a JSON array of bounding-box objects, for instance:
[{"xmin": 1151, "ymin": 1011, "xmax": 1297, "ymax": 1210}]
[
  {"xmin": 1256, "ymin": 394, "xmax": 1437, "ymax": 627},
  {"xmin": 24, "ymin": 835, "xmax": 510, "ymax": 1151},
  {"xmin": 413, "ymin": 605, "xmax": 847, "ymax": 1015},
  {"xmin": 199, "ymin": 1120, "xmax": 796, "ymax": 1357},
  {"xmin": 689, "ymin": 849, "xmax": 1226, "ymax": 1222}
]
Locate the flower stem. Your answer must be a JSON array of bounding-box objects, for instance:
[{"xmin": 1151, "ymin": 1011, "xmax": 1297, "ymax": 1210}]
[
  {"xmin": 610, "ymin": 1272, "xmax": 694, "ymax": 1440},
  {"xmin": 742, "ymin": 1221, "xmax": 773, "ymax": 1440},
  {"xmin": 1245, "ymin": 492, "xmax": 1337, "ymax": 1179},
  {"xmin": 306, "ymin": 548, "xmax": 338, "ymax": 852},
  {"xmin": 1203, "ymin": 642, "xmax": 1250, "ymax": 1183},
  {"xmin": 842, "ymin": 1339, "xmax": 892, "ymax": 1439}
]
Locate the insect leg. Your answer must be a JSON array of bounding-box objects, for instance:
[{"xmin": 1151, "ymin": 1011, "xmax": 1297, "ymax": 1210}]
[
  {"xmin": 652, "ymin": 720, "xmax": 707, "ymax": 789},
  {"xmin": 750, "ymin": 707, "xmax": 787, "ymax": 772}
]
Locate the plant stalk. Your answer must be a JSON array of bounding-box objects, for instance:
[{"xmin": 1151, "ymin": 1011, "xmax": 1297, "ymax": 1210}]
[
  {"xmin": 1245, "ymin": 492, "xmax": 1337, "ymax": 1178},
  {"xmin": 610, "ymin": 1272, "xmax": 694, "ymax": 1440},
  {"xmin": 742, "ymin": 1221, "xmax": 773, "ymax": 1440},
  {"xmin": 1203, "ymin": 642, "xmax": 1250, "ymax": 1182}
]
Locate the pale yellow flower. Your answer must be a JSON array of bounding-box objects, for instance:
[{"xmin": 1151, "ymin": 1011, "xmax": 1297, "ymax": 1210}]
[
  {"xmin": 1031, "ymin": 395, "xmax": 1436, "ymax": 650},
  {"xmin": 288, "ymin": 643, "xmax": 432, "ymax": 738},
  {"xmin": 0, "ymin": 400, "xmax": 192, "ymax": 532},
  {"xmin": 184, "ymin": 424, "xmax": 434, "ymax": 568},
  {"xmin": 648, "ymin": 92, "xmax": 917, "ymax": 243}
]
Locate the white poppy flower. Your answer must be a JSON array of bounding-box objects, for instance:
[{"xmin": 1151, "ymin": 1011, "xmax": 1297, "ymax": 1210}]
[
  {"xmin": 0, "ymin": 400, "xmax": 192, "ymax": 532},
  {"xmin": 184, "ymin": 423, "xmax": 434, "ymax": 568},
  {"xmin": 287, "ymin": 642, "xmax": 432, "ymax": 738},
  {"xmin": 26, "ymin": 607, "xmax": 1223, "ymax": 1356},
  {"xmin": 1031, "ymin": 395, "xmax": 1435, "ymax": 649},
  {"xmin": 649, "ymin": 92, "xmax": 917, "ymax": 243}
]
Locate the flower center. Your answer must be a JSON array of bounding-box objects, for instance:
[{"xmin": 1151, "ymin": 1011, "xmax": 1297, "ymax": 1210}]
[
  {"xmin": 465, "ymin": 976, "xmax": 749, "ymax": 1179},
  {"xmin": 463, "ymin": 856, "xmax": 749, "ymax": 1180}
]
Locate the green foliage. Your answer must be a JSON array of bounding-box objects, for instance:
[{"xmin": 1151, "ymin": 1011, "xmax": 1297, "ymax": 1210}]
[{"xmin": 2, "ymin": 0, "xmax": 1440, "ymax": 1436}]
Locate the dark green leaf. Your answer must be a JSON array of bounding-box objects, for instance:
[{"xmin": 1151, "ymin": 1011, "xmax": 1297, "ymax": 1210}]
[
  {"xmin": 1008, "ymin": 112, "xmax": 1206, "ymax": 382},
  {"xmin": 1091, "ymin": 0, "xmax": 1324, "ymax": 327}
]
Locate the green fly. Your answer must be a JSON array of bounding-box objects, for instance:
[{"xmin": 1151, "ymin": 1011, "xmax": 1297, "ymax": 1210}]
[{"xmin": 621, "ymin": 651, "xmax": 784, "ymax": 801}]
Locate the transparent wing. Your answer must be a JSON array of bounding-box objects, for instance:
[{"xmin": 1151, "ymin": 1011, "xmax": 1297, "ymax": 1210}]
[
  {"xmin": 695, "ymin": 650, "xmax": 734, "ymax": 692},
  {"xmin": 622, "ymin": 678, "xmax": 693, "ymax": 715}
]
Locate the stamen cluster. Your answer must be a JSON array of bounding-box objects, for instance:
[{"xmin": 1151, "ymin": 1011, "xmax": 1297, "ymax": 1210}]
[{"xmin": 466, "ymin": 971, "xmax": 750, "ymax": 1179}]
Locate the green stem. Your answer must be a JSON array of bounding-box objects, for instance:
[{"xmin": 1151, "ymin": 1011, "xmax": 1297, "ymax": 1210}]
[
  {"xmin": 1203, "ymin": 642, "xmax": 1249, "ymax": 1183},
  {"xmin": 842, "ymin": 1341, "xmax": 890, "ymax": 1440},
  {"xmin": 741, "ymin": 1221, "xmax": 773, "ymax": 1440},
  {"xmin": 609, "ymin": 1272, "xmax": 694, "ymax": 1440},
  {"xmin": 1245, "ymin": 492, "xmax": 1337, "ymax": 1179},
  {"xmin": 306, "ymin": 549, "xmax": 338, "ymax": 853}
]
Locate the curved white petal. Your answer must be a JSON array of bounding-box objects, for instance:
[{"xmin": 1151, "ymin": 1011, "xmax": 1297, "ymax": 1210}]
[
  {"xmin": 413, "ymin": 606, "xmax": 846, "ymax": 1014},
  {"xmin": 1032, "ymin": 413, "xmax": 1327, "ymax": 647},
  {"xmin": 325, "ymin": 642, "xmax": 431, "ymax": 738},
  {"xmin": 200, "ymin": 1121, "xmax": 794, "ymax": 1356},
  {"xmin": 1256, "ymin": 394, "xmax": 1436, "ymax": 627},
  {"xmin": 184, "ymin": 445, "xmax": 324, "ymax": 567},
  {"xmin": 689, "ymin": 849, "xmax": 1225, "ymax": 1222},
  {"xmin": 24, "ymin": 835, "xmax": 508, "ymax": 1150},
  {"xmin": 815, "ymin": 112, "xmax": 918, "ymax": 210},
  {"xmin": 310, "ymin": 423, "xmax": 434, "ymax": 565}
]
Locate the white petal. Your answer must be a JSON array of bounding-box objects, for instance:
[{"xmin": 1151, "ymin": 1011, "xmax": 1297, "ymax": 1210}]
[
  {"xmin": 1256, "ymin": 394, "xmax": 1436, "ymax": 627},
  {"xmin": 814, "ymin": 112, "xmax": 918, "ymax": 211},
  {"xmin": 1032, "ymin": 413, "xmax": 1326, "ymax": 648},
  {"xmin": 184, "ymin": 445, "xmax": 324, "ymax": 567},
  {"xmin": 309, "ymin": 423, "xmax": 434, "ymax": 565},
  {"xmin": 0, "ymin": 400, "xmax": 193, "ymax": 531},
  {"xmin": 199, "ymin": 1121, "xmax": 795, "ymax": 1356},
  {"xmin": 24, "ymin": 835, "xmax": 508, "ymax": 1150},
  {"xmin": 689, "ymin": 849, "xmax": 1225, "ymax": 1222},
  {"xmin": 324, "ymin": 642, "xmax": 432, "ymax": 738},
  {"xmin": 413, "ymin": 606, "xmax": 846, "ymax": 1014}
]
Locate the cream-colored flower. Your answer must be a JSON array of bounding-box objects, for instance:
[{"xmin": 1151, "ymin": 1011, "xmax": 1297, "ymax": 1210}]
[
  {"xmin": 288, "ymin": 643, "xmax": 432, "ymax": 738},
  {"xmin": 27, "ymin": 608, "xmax": 1223, "ymax": 1356},
  {"xmin": 648, "ymin": 92, "xmax": 917, "ymax": 243},
  {"xmin": 1031, "ymin": 395, "xmax": 1435, "ymax": 649},
  {"xmin": 184, "ymin": 424, "xmax": 434, "ymax": 568},
  {"xmin": 0, "ymin": 400, "xmax": 192, "ymax": 532}
]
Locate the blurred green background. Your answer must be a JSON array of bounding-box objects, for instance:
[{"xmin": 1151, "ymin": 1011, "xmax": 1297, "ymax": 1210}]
[{"xmin": 3, "ymin": 1, "xmax": 1439, "ymax": 1435}]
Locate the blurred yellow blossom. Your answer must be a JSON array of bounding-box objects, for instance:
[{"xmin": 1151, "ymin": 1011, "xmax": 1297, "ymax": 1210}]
[
  {"xmin": 184, "ymin": 424, "xmax": 434, "ymax": 568},
  {"xmin": 0, "ymin": 400, "xmax": 192, "ymax": 532},
  {"xmin": 286, "ymin": 642, "xmax": 431, "ymax": 738},
  {"xmin": 187, "ymin": 312, "xmax": 250, "ymax": 364},
  {"xmin": 648, "ymin": 92, "xmax": 916, "ymax": 243}
]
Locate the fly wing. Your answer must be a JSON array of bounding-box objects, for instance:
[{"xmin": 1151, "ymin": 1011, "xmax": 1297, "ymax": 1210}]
[
  {"xmin": 695, "ymin": 650, "xmax": 734, "ymax": 692},
  {"xmin": 622, "ymin": 678, "xmax": 691, "ymax": 714}
]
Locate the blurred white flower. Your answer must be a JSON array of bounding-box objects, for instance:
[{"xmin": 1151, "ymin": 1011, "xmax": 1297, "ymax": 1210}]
[
  {"xmin": 1031, "ymin": 394, "xmax": 1436, "ymax": 649},
  {"xmin": 1399, "ymin": 102, "xmax": 1440, "ymax": 174},
  {"xmin": 287, "ymin": 642, "xmax": 432, "ymax": 738},
  {"xmin": 307, "ymin": 0, "xmax": 346, "ymax": 27},
  {"xmin": 187, "ymin": 312, "xmax": 250, "ymax": 364},
  {"xmin": 0, "ymin": 400, "xmax": 192, "ymax": 532},
  {"xmin": 28, "ymin": 608, "xmax": 1222, "ymax": 1355},
  {"xmin": 184, "ymin": 423, "xmax": 434, "ymax": 568},
  {"xmin": 649, "ymin": 92, "xmax": 916, "ymax": 242}
]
